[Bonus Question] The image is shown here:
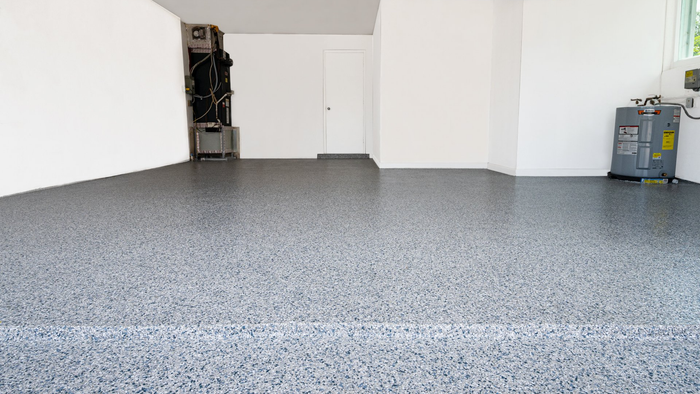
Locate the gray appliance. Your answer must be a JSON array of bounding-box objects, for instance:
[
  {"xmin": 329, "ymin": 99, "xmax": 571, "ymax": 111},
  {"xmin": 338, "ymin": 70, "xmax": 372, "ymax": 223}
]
[
  {"xmin": 608, "ymin": 106, "xmax": 680, "ymax": 180},
  {"xmin": 195, "ymin": 124, "xmax": 239, "ymax": 159}
]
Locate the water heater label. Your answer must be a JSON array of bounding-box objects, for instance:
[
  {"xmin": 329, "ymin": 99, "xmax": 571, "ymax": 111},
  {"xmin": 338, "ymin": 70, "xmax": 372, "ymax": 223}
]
[
  {"xmin": 619, "ymin": 126, "xmax": 638, "ymax": 135},
  {"xmin": 662, "ymin": 131, "xmax": 675, "ymax": 150},
  {"xmin": 617, "ymin": 141, "xmax": 638, "ymax": 155}
]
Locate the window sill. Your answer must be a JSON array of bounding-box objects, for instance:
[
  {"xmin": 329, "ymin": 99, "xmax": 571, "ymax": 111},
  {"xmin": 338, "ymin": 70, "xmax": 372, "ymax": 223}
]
[{"xmin": 671, "ymin": 55, "xmax": 700, "ymax": 70}]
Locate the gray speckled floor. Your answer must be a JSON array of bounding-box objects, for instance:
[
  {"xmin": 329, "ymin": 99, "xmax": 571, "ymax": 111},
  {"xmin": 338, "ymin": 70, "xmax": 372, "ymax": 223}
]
[{"xmin": 1, "ymin": 159, "xmax": 700, "ymax": 391}]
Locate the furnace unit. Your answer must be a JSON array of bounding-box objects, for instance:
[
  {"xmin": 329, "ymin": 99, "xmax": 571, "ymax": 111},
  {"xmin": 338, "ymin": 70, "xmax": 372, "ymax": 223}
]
[{"xmin": 185, "ymin": 24, "xmax": 238, "ymax": 160}]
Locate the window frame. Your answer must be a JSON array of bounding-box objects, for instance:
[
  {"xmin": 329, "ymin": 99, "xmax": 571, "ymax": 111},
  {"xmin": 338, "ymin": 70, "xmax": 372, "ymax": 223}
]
[{"xmin": 679, "ymin": 0, "xmax": 699, "ymax": 60}]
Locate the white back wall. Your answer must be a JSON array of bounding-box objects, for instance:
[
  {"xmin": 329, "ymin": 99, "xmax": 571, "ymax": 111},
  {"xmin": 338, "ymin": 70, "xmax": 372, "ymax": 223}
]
[
  {"xmin": 0, "ymin": 0, "xmax": 189, "ymax": 197},
  {"xmin": 515, "ymin": 0, "xmax": 665, "ymax": 176},
  {"xmin": 488, "ymin": 0, "xmax": 524, "ymax": 175},
  {"xmin": 376, "ymin": 0, "xmax": 493, "ymax": 168},
  {"xmin": 224, "ymin": 35, "xmax": 373, "ymax": 159}
]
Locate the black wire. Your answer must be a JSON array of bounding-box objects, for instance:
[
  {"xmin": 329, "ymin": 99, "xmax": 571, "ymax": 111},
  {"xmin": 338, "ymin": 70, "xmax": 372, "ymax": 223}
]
[
  {"xmin": 193, "ymin": 47, "xmax": 217, "ymax": 122},
  {"xmin": 190, "ymin": 53, "xmax": 211, "ymax": 74},
  {"xmin": 658, "ymin": 102, "xmax": 700, "ymax": 120}
]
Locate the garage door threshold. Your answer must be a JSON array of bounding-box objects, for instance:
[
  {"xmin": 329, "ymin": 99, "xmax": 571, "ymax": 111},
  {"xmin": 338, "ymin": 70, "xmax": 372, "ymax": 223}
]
[{"xmin": 317, "ymin": 154, "xmax": 369, "ymax": 159}]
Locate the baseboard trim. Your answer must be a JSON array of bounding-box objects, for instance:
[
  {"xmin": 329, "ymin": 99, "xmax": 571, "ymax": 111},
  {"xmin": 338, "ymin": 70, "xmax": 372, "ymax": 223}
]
[
  {"xmin": 486, "ymin": 163, "xmax": 517, "ymax": 176},
  {"xmin": 377, "ymin": 162, "xmax": 488, "ymax": 169},
  {"xmin": 514, "ymin": 168, "xmax": 610, "ymax": 177}
]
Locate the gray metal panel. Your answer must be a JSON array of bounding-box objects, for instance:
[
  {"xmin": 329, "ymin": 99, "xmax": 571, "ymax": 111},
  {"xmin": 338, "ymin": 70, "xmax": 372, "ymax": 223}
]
[
  {"xmin": 610, "ymin": 106, "xmax": 680, "ymax": 179},
  {"xmin": 198, "ymin": 132, "xmax": 223, "ymax": 153},
  {"xmin": 195, "ymin": 127, "xmax": 240, "ymax": 157},
  {"xmin": 637, "ymin": 144, "xmax": 651, "ymax": 169},
  {"xmin": 230, "ymin": 127, "xmax": 239, "ymax": 153},
  {"xmin": 685, "ymin": 68, "xmax": 700, "ymax": 90},
  {"xmin": 639, "ymin": 119, "xmax": 653, "ymax": 142}
]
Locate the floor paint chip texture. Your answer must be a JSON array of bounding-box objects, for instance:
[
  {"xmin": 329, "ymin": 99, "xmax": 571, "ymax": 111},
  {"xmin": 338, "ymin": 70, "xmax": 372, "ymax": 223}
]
[{"xmin": 1, "ymin": 160, "xmax": 699, "ymax": 391}]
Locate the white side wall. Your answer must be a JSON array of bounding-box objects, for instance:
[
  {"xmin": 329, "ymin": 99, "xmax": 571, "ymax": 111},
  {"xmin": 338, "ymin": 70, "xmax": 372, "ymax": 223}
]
[
  {"xmin": 488, "ymin": 0, "xmax": 523, "ymax": 176},
  {"xmin": 372, "ymin": 7, "xmax": 382, "ymax": 165},
  {"xmin": 224, "ymin": 35, "xmax": 373, "ymax": 159},
  {"xmin": 660, "ymin": 64, "xmax": 700, "ymax": 184},
  {"xmin": 515, "ymin": 0, "xmax": 665, "ymax": 176},
  {"xmin": 661, "ymin": 0, "xmax": 700, "ymax": 183},
  {"xmin": 376, "ymin": 0, "xmax": 493, "ymax": 168},
  {"xmin": 0, "ymin": 0, "xmax": 189, "ymax": 197}
]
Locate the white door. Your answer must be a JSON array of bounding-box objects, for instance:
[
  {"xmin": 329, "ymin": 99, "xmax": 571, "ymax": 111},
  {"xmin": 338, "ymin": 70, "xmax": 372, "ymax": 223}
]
[{"xmin": 324, "ymin": 51, "xmax": 365, "ymax": 154}]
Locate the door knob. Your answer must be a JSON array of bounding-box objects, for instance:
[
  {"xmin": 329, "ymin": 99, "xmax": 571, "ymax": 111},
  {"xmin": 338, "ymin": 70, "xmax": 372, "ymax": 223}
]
[{"xmin": 327, "ymin": 107, "xmax": 331, "ymax": 110}]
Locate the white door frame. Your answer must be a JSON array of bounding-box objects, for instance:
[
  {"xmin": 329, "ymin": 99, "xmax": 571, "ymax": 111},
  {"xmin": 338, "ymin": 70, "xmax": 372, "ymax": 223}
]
[{"xmin": 323, "ymin": 49, "xmax": 366, "ymax": 154}]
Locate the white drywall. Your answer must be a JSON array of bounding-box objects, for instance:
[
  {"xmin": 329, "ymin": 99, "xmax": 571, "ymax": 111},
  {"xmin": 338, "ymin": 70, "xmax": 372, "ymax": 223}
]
[
  {"xmin": 375, "ymin": 0, "xmax": 492, "ymax": 168},
  {"xmin": 224, "ymin": 35, "xmax": 373, "ymax": 159},
  {"xmin": 0, "ymin": 0, "xmax": 189, "ymax": 197},
  {"xmin": 515, "ymin": 0, "xmax": 665, "ymax": 176},
  {"xmin": 660, "ymin": 0, "xmax": 700, "ymax": 184},
  {"xmin": 372, "ymin": 7, "xmax": 382, "ymax": 164},
  {"xmin": 661, "ymin": 66, "xmax": 700, "ymax": 185},
  {"xmin": 488, "ymin": 0, "xmax": 523, "ymax": 176}
]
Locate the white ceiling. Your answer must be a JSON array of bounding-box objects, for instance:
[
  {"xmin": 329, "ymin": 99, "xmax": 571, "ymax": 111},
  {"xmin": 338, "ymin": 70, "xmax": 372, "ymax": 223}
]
[{"xmin": 152, "ymin": 0, "xmax": 381, "ymax": 35}]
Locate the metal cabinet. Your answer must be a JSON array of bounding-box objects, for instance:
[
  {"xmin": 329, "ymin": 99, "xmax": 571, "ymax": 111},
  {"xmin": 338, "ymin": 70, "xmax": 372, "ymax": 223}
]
[{"xmin": 195, "ymin": 123, "xmax": 239, "ymax": 160}]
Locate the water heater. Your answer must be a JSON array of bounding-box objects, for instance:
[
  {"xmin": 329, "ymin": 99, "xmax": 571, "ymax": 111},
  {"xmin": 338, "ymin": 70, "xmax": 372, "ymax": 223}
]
[{"xmin": 608, "ymin": 105, "xmax": 680, "ymax": 181}]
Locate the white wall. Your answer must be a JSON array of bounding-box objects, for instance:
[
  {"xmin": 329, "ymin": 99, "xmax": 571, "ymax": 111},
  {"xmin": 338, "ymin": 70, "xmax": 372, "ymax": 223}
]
[
  {"xmin": 372, "ymin": 7, "xmax": 382, "ymax": 164},
  {"xmin": 661, "ymin": 0, "xmax": 700, "ymax": 183},
  {"xmin": 661, "ymin": 66, "xmax": 700, "ymax": 184},
  {"xmin": 488, "ymin": 0, "xmax": 523, "ymax": 176},
  {"xmin": 0, "ymin": 0, "xmax": 189, "ymax": 197},
  {"xmin": 376, "ymin": 0, "xmax": 493, "ymax": 168},
  {"xmin": 515, "ymin": 0, "xmax": 665, "ymax": 176},
  {"xmin": 224, "ymin": 35, "xmax": 373, "ymax": 159}
]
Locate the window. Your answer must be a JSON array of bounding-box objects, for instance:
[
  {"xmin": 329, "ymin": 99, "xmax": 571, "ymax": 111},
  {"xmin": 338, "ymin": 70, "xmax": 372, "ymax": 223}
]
[{"xmin": 679, "ymin": 0, "xmax": 700, "ymax": 59}]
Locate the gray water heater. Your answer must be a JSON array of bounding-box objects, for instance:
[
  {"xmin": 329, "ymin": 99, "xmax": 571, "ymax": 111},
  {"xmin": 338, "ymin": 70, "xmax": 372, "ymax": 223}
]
[{"xmin": 608, "ymin": 106, "xmax": 680, "ymax": 180}]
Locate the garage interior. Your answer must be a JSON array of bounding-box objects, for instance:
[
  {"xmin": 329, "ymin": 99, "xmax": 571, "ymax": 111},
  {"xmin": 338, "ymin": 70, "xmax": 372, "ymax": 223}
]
[{"xmin": 1, "ymin": 0, "xmax": 700, "ymax": 391}]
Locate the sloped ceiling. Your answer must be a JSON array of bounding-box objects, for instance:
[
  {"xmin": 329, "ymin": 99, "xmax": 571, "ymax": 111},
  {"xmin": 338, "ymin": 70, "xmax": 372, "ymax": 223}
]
[{"xmin": 152, "ymin": 0, "xmax": 381, "ymax": 35}]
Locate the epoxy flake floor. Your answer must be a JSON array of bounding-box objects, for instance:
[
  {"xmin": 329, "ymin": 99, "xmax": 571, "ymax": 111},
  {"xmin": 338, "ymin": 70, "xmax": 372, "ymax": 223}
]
[{"xmin": 1, "ymin": 159, "xmax": 700, "ymax": 391}]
